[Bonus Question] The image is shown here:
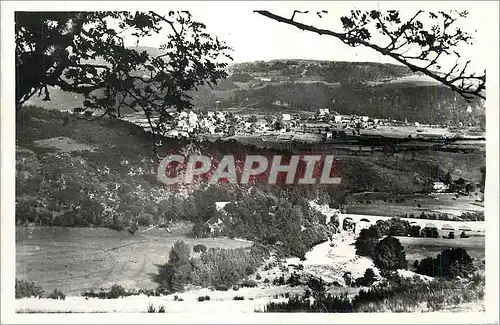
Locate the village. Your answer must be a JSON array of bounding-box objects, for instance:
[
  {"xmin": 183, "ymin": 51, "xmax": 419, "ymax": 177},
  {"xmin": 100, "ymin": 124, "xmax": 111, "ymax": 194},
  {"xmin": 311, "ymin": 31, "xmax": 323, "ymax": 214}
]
[{"xmin": 123, "ymin": 106, "xmax": 482, "ymax": 143}]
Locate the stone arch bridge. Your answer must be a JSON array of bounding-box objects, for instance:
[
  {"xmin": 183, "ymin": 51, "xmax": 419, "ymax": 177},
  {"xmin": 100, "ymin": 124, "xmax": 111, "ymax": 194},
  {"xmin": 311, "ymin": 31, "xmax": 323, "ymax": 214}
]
[{"xmin": 338, "ymin": 213, "xmax": 485, "ymax": 234}]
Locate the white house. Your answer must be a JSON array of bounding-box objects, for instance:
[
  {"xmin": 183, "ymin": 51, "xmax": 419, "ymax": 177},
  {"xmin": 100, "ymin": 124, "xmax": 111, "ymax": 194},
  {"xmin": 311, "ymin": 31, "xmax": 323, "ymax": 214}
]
[
  {"xmin": 215, "ymin": 201, "xmax": 231, "ymax": 212},
  {"xmin": 282, "ymin": 114, "xmax": 292, "ymax": 121},
  {"xmin": 433, "ymin": 182, "xmax": 449, "ymax": 193},
  {"xmin": 319, "ymin": 108, "xmax": 330, "ymax": 116},
  {"xmin": 334, "ymin": 115, "xmax": 342, "ymax": 123}
]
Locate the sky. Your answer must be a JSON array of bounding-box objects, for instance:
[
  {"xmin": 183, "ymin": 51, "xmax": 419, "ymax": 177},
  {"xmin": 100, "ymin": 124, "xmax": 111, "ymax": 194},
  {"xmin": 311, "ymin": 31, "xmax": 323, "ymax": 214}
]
[{"xmin": 120, "ymin": 1, "xmax": 495, "ymax": 75}]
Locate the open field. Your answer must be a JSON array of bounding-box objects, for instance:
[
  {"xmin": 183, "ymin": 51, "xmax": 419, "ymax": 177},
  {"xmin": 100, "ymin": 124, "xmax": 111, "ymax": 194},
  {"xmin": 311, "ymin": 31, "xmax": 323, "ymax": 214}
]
[
  {"xmin": 398, "ymin": 234, "xmax": 485, "ymax": 270},
  {"xmin": 16, "ymin": 226, "xmax": 252, "ymax": 296},
  {"xmin": 346, "ymin": 193, "xmax": 484, "ymax": 217}
]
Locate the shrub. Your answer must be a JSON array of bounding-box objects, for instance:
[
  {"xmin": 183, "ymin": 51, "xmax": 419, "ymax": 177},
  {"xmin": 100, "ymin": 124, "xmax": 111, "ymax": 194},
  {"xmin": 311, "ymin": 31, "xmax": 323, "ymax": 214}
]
[
  {"xmin": 448, "ymin": 231, "xmax": 455, "ymax": 239},
  {"xmin": 410, "ymin": 225, "xmax": 421, "ymax": 237},
  {"xmin": 422, "ymin": 227, "xmax": 439, "ymax": 238},
  {"xmin": 415, "ymin": 248, "xmax": 475, "ymax": 279},
  {"xmin": 233, "ymin": 296, "xmax": 245, "ymax": 300},
  {"xmin": 47, "ymin": 288, "xmax": 66, "ymax": 300},
  {"xmin": 286, "ymin": 272, "xmax": 302, "ymax": 287},
  {"xmin": 255, "ymin": 273, "xmax": 262, "ymax": 280},
  {"xmin": 354, "ymin": 226, "xmax": 380, "ymax": 257},
  {"xmin": 460, "ymin": 231, "xmax": 469, "ymax": 238},
  {"xmin": 263, "ymin": 278, "xmax": 270, "ymax": 284},
  {"xmin": 363, "ymin": 268, "xmax": 376, "ymax": 286},
  {"xmin": 353, "ymin": 268, "xmax": 377, "ymax": 287},
  {"xmin": 372, "ymin": 236, "xmax": 407, "ymax": 273},
  {"xmin": 376, "ymin": 218, "xmax": 411, "ymax": 237},
  {"xmin": 214, "ymin": 284, "xmax": 229, "ymax": 291},
  {"xmin": 198, "ymin": 295, "xmax": 210, "ymax": 302},
  {"xmin": 263, "ymin": 293, "xmax": 351, "ymax": 313},
  {"xmin": 147, "ymin": 303, "xmax": 166, "ymax": 313},
  {"xmin": 306, "ymin": 277, "xmax": 326, "ymax": 295},
  {"xmin": 273, "ymin": 275, "xmax": 285, "ymax": 286},
  {"xmin": 107, "ymin": 284, "xmax": 127, "ymax": 298},
  {"xmin": 193, "ymin": 244, "xmax": 207, "ymax": 253},
  {"xmin": 15, "ymin": 279, "xmax": 44, "ymax": 299}
]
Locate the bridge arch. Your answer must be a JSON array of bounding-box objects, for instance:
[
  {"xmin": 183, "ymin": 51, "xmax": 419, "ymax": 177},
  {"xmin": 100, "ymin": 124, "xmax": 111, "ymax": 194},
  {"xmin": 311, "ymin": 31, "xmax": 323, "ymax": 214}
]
[
  {"xmin": 424, "ymin": 223, "xmax": 438, "ymax": 229},
  {"xmin": 342, "ymin": 217, "xmax": 355, "ymax": 232},
  {"xmin": 441, "ymin": 223, "xmax": 455, "ymax": 231},
  {"xmin": 459, "ymin": 225, "xmax": 472, "ymax": 231},
  {"xmin": 357, "ymin": 218, "xmax": 371, "ymax": 233}
]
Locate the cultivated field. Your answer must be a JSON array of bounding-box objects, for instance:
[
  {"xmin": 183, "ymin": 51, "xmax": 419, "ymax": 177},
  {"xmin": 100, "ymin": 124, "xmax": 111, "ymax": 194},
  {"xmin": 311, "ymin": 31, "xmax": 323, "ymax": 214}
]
[{"xmin": 16, "ymin": 225, "xmax": 252, "ymax": 296}]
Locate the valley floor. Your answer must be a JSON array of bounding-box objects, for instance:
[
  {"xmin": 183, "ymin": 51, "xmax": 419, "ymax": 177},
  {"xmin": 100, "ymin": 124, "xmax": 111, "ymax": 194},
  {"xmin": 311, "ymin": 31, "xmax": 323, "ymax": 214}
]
[{"xmin": 15, "ymin": 230, "xmax": 485, "ymax": 313}]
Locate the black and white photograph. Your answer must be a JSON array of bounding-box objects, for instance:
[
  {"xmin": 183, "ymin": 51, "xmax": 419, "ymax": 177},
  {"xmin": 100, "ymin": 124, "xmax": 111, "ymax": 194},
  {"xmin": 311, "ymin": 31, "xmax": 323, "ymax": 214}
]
[{"xmin": 1, "ymin": 1, "xmax": 499, "ymax": 323}]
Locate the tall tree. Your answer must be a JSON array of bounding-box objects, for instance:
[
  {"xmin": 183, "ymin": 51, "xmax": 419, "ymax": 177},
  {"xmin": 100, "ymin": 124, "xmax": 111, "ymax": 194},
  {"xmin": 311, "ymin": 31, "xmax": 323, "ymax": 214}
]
[
  {"xmin": 16, "ymin": 11, "xmax": 232, "ymax": 159},
  {"xmin": 255, "ymin": 10, "xmax": 485, "ymax": 101}
]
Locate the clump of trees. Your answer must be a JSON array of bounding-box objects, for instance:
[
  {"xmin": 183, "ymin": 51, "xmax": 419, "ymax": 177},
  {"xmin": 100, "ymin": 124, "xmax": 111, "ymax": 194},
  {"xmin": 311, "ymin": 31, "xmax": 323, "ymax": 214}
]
[
  {"xmin": 355, "ymin": 226, "xmax": 380, "ymax": 257},
  {"xmin": 193, "ymin": 244, "xmax": 207, "ymax": 253},
  {"xmin": 154, "ymin": 240, "xmax": 268, "ymax": 293},
  {"xmin": 414, "ymin": 248, "xmax": 475, "ymax": 279},
  {"xmin": 372, "ymin": 236, "xmax": 408, "ymax": 273}
]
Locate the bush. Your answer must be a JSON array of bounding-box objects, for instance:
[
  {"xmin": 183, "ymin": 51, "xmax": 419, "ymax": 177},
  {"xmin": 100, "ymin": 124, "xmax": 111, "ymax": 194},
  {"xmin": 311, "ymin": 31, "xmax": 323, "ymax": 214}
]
[
  {"xmin": 255, "ymin": 273, "xmax": 262, "ymax": 280},
  {"xmin": 353, "ymin": 268, "xmax": 377, "ymax": 287},
  {"xmin": 193, "ymin": 244, "xmax": 207, "ymax": 253},
  {"xmin": 414, "ymin": 248, "xmax": 475, "ymax": 279},
  {"xmin": 409, "ymin": 225, "xmax": 421, "ymax": 237},
  {"xmin": 15, "ymin": 279, "xmax": 44, "ymax": 299},
  {"xmin": 363, "ymin": 268, "xmax": 376, "ymax": 286},
  {"xmin": 376, "ymin": 218, "xmax": 411, "ymax": 237},
  {"xmin": 214, "ymin": 284, "xmax": 230, "ymax": 291},
  {"xmin": 286, "ymin": 272, "xmax": 302, "ymax": 287},
  {"xmin": 147, "ymin": 304, "xmax": 166, "ymax": 313},
  {"xmin": 263, "ymin": 293, "xmax": 352, "ymax": 313},
  {"xmin": 198, "ymin": 295, "xmax": 210, "ymax": 302},
  {"xmin": 306, "ymin": 277, "xmax": 326, "ymax": 295},
  {"xmin": 273, "ymin": 275, "xmax": 285, "ymax": 286},
  {"xmin": 422, "ymin": 227, "xmax": 439, "ymax": 238},
  {"xmin": 354, "ymin": 226, "xmax": 380, "ymax": 257},
  {"xmin": 448, "ymin": 231, "xmax": 455, "ymax": 239},
  {"xmin": 107, "ymin": 284, "xmax": 127, "ymax": 298},
  {"xmin": 372, "ymin": 236, "xmax": 407, "ymax": 273},
  {"xmin": 460, "ymin": 231, "xmax": 469, "ymax": 238},
  {"xmin": 47, "ymin": 288, "xmax": 66, "ymax": 300},
  {"xmin": 233, "ymin": 296, "xmax": 245, "ymax": 300}
]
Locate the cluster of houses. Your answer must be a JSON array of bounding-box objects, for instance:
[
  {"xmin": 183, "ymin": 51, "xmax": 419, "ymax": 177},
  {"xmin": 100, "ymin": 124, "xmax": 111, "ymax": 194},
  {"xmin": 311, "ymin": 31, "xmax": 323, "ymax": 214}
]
[
  {"xmin": 162, "ymin": 110, "xmax": 304, "ymax": 138},
  {"xmin": 163, "ymin": 110, "xmax": 237, "ymax": 137},
  {"xmin": 136, "ymin": 106, "xmax": 448, "ymax": 140}
]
